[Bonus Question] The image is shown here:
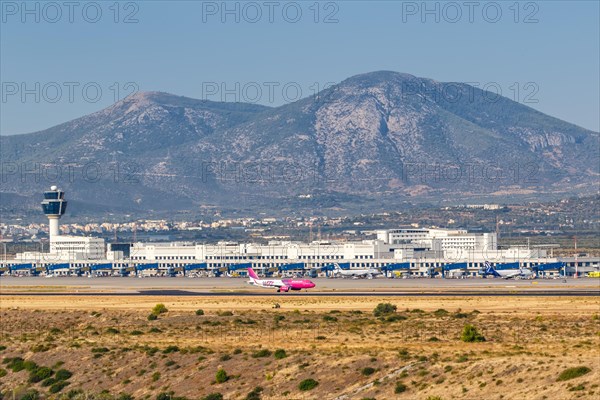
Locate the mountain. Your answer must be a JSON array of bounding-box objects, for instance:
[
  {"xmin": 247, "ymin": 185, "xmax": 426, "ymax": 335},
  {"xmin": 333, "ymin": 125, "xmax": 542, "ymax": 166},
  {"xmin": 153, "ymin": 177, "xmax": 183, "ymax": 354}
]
[{"xmin": 1, "ymin": 72, "xmax": 598, "ymax": 216}]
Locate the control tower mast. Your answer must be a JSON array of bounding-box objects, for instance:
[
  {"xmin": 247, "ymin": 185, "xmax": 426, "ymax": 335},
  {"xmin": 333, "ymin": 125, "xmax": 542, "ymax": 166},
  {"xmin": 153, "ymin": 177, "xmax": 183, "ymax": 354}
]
[{"xmin": 41, "ymin": 186, "xmax": 67, "ymax": 240}]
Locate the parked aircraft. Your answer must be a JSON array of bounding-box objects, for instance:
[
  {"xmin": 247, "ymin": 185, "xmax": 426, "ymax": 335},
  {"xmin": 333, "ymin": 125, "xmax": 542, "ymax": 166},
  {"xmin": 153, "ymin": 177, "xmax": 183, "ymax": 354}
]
[
  {"xmin": 482, "ymin": 262, "xmax": 534, "ymax": 279},
  {"xmin": 247, "ymin": 267, "xmax": 315, "ymax": 292},
  {"xmin": 333, "ymin": 263, "xmax": 382, "ymax": 279}
]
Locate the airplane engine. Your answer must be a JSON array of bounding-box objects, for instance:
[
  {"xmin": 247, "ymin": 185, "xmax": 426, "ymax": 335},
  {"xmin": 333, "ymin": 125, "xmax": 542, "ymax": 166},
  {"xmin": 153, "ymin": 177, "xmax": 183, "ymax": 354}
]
[{"xmin": 278, "ymin": 286, "xmax": 290, "ymax": 292}]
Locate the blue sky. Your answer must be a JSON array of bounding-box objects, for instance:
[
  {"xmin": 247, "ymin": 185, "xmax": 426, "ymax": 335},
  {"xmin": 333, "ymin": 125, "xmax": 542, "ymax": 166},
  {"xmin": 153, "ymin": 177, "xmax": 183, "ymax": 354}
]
[{"xmin": 1, "ymin": 0, "xmax": 599, "ymax": 135}]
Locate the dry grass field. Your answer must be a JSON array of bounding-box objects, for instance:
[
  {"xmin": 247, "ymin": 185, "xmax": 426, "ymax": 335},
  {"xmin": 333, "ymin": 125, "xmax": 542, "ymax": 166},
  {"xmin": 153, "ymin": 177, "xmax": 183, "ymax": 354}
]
[{"xmin": 0, "ymin": 295, "xmax": 598, "ymax": 400}]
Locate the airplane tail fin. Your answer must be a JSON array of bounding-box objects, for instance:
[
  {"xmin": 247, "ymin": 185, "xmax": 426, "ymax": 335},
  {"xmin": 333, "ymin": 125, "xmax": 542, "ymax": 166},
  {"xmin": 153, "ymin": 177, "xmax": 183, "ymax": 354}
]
[
  {"xmin": 484, "ymin": 262, "xmax": 500, "ymax": 277},
  {"xmin": 247, "ymin": 267, "xmax": 259, "ymax": 280}
]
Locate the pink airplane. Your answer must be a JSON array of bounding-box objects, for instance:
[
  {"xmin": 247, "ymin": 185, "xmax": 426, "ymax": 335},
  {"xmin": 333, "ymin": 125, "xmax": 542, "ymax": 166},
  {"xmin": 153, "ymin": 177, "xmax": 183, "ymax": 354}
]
[{"xmin": 247, "ymin": 267, "xmax": 316, "ymax": 292}]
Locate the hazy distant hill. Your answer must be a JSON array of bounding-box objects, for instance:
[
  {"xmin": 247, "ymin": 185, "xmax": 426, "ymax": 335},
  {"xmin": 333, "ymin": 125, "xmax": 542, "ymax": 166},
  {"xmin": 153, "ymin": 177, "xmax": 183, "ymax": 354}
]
[{"xmin": 1, "ymin": 71, "xmax": 598, "ymax": 216}]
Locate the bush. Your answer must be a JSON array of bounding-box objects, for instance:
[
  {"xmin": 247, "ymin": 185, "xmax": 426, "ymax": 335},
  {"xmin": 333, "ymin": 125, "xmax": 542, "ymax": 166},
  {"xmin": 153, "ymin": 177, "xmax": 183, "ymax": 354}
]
[
  {"xmin": 130, "ymin": 330, "xmax": 144, "ymax": 336},
  {"xmin": 434, "ymin": 309, "xmax": 449, "ymax": 316},
  {"xmin": 147, "ymin": 313, "xmax": 158, "ymax": 321},
  {"xmin": 49, "ymin": 381, "xmax": 70, "ymax": 393},
  {"xmin": 245, "ymin": 386, "xmax": 263, "ymax": 400},
  {"xmin": 5, "ymin": 357, "xmax": 25, "ymax": 372},
  {"xmin": 252, "ymin": 349, "xmax": 272, "ymax": 358},
  {"xmin": 215, "ymin": 368, "xmax": 228, "ymax": 383},
  {"xmin": 373, "ymin": 303, "xmax": 397, "ymax": 317},
  {"xmin": 151, "ymin": 371, "xmax": 161, "ymax": 381},
  {"xmin": 55, "ymin": 369, "xmax": 73, "ymax": 380},
  {"xmin": 20, "ymin": 390, "xmax": 40, "ymax": 400},
  {"xmin": 152, "ymin": 304, "xmax": 168, "ymax": 315},
  {"xmin": 298, "ymin": 378, "xmax": 319, "ymax": 391},
  {"xmin": 0, "ymin": 368, "xmax": 6, "ymax": 378},
  {"xmin": 202, "ymin": 394, "xmax": 223, "ymax": 400},
  {"xmin": 41, "ymin": 377, "xmax": 57, "ymax": 387},
  {"xmin": 361, "ymin": 367, "xmax": 376, "ymax": 376},
  {"xmin": 163, "ymin": 345, "xmax": 180, "ymax": 354},
  {"xmin": 461, "ymin": 324, "xmax": 486, "ymax": 342},
  {"xmin": 195, "ymin": 309, "xmax": 204, "ymax": 316},
  {"xmin": 323, "ymin": 315, "xmax": 338, "ymax": 322},
  {"xmin": 118, "ymin": 394, "xmax": 134, "ymax": 400},
  {"xmin": 219, "ymin": 354, "xmax": 231, "ymax": 362},
  {"xmin": 557, "ymin": 366, "xmax": 591, "ymax": 381},
  {"xmin": 29, "ymin": 366, "xmax": 54, "ymax": 383},
  {"xmin": 91, "ymin": 347, "xmax": 109, "ymax": 353},
  {"xmin": 386, "ymin": 314, "xmax": 407, "ymax": 322},
  {"xmin": 274, "ymin": 349, "xmax": 287, "ymax": 359},
  {"xmin": 395, "ymin": 382, "xmax": 407, "ymax": 393},
  {"xmin": 23, "ymin": 360, "xmax": 38, "ymax": 371}
]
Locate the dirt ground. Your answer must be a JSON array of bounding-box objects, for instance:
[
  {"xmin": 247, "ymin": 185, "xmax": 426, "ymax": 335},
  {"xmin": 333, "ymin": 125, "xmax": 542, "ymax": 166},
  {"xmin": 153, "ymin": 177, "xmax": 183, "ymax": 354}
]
[{"xmin": 0, "ymin": 295, "xmax": 598, "ymax": 400}]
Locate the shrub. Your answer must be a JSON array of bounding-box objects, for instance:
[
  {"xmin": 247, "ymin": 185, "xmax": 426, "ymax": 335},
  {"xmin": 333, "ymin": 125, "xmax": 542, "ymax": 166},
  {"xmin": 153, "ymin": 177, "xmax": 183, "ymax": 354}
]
[
  {"xmin": 151, "ymin": 371, "xmax": 161, "ymax": 381},
  {"xmin": 252, "ymin": 349, "xmax": 272, "ymax": 358},
  {"xmin": 233, "ymin": 348, "xmax": 243, "ymax": 355},
  {"xmin": 361, "ymin": 367, "xmax": 376, "ymax": 376},
  {"xmin": 195, "ymin": 309, "xmax": 205, "ymax": 316},
  {"xmin": 386, "ymin": 314, "xmax": 407, "ymax": 322},
  {"xmin": 0, "ymin": 368, "xmax": 6, "ymax": 378},
  {"xmin": 428, "ymin": 336, "xmax": 440, "ymax": 342},
  {"xmin": 5, "ymin": 357, "xmax": 25, "ymax": 372},
  {"xmin": 147, "ymin": 313, "xmax": 158, "ymax": 321},
  {"xmin": 20, "ymin": 390, "xmax": 40, "ymax": 400},
  {"xmin": 202, "ymin": 394, "xmax": 223, "ymax": 400},
  {"xmin": 92, "ymin": 347, "xmax": 109, "ymax": 353},
  {"xmin": 245, "ymin": 386, "xmax": 263, "ymax": 400},
  {"xmin": 219, "ymin": 354, "xmax": 231, "ymax": 362},
  {"xmin": 274, "ymin": 349, "xmax": 287, "ymax": 359},
  {"xmin": 163, "ymin": 345, "xmax": 180, "ymax": 354},
  {"xmin": 298, "ymin": 378, "xmax": 319, "ymax": 391},
  {"xmin": 152, "ymin": 304, "xmax": 168, "ymax": 315},
  {"xmin": 395, "ymin": 382, "xmax": 407, "ymax": 393},
  {"xmin": 461, "ymin": 324, "xmax": 486, "ymax": 342},
  {"xmin": 0, "ymin": 345, "xmax": 6, "ymax": 351},
  {"xmin": 23, "ymin": 360, "xmax": 38, "ymax": 371},
  {"xmin": 41, "ymin": 377, "xmax": 57, "ymax": 387},
  {"xmin": 106, "ymin": 327, "xmax": 120, "ymax": 334},
  {"xmin": 373, "ymin": 303, "xmax": 397, "ymax": 317},
  {"xmin": 323, "ymin": 315, "xmax": 338, "ymax": 322},
  {"xmin": 29, "ymin": 366, "xmax": 53, "ymax": 383},
  {"xmin": 55, "ymin": 368, "xmax": 72, "ymax": 381},
  {"xmin": 557, "ymin": 366, "xmax": 591, "ymax": 381},
  {"xmin": 130, "ymin": 330, "xmax": 144, "ymax": 336},
  {"xmin": 433, "ymin": 309, "xmax": 449, "ymax": 317},
  {"xmin": 426, "ymin": 397, "xmax": 443, "ymax": 400},
  {"xmin": 215, "ymin": 368, "xmax": 228, "ymax": 383},
  {"xmin": 49, "ymin": 381, "xmax": 70, "ymax": 393},
  {"xmin": 118, "ymin": 394, "xmax": 134, "ymax": 400}
]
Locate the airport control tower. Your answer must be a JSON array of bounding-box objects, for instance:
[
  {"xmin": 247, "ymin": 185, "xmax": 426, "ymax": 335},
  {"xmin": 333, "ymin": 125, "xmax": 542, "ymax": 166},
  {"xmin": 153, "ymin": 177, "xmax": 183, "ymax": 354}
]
[{"xmin": 41, "ymin": 186, "xmax": 67, "ymax": 240}]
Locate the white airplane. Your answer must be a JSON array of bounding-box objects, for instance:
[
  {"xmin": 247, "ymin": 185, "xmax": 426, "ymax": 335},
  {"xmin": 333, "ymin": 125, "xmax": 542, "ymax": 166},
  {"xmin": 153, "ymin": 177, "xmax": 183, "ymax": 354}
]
[
  {"xmin": 483, "ymin": 262, "xmax": 534, "ymax": 279},
  {"xmin": 332, "ymin": 263, "xmax": 382, "ymax": 279}
]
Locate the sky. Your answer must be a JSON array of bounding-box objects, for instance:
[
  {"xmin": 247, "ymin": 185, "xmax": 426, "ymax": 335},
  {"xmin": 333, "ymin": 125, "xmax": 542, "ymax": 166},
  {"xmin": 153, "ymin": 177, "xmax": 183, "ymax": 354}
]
[{"xmin": 1, "ymin": 0, "xmax": 599, "ymax": 135}]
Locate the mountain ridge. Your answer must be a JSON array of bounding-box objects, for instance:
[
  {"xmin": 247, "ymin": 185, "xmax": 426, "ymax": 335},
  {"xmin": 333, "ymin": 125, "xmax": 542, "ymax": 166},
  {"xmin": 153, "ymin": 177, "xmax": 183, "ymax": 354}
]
[{"xmin": 1, "ymin": 71, "xmax": 598, "ymax": 216}]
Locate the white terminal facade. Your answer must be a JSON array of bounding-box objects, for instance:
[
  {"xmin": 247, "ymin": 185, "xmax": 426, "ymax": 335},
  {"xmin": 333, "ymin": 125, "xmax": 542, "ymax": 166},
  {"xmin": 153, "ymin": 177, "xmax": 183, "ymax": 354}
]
[{"xmin": 7, "ymin": 187, "xmax": 596, "ymax": 277}]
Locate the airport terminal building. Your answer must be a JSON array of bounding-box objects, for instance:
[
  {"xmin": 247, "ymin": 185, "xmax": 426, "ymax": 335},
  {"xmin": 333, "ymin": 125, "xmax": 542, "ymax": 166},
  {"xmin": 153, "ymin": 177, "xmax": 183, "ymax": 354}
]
[{"xmin": 1, "ymin": 188, "xmax": 598, "ymax": 278}]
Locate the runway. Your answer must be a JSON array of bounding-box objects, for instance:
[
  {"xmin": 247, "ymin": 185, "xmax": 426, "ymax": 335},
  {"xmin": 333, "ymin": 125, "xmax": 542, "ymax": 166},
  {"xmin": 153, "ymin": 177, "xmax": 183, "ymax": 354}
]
[{"xmin": 1, "ymin": 276, "xmax": 598, "ymax": 297}]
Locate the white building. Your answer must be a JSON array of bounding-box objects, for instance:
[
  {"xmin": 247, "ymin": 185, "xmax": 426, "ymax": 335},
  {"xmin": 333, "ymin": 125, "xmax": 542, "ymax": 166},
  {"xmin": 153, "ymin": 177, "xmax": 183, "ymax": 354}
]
[{"xmin": 377, "ymin": 228, "xmax": 497, "ymax": 253}]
